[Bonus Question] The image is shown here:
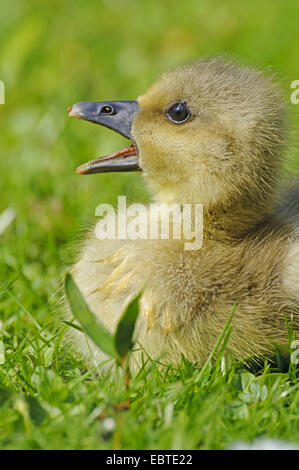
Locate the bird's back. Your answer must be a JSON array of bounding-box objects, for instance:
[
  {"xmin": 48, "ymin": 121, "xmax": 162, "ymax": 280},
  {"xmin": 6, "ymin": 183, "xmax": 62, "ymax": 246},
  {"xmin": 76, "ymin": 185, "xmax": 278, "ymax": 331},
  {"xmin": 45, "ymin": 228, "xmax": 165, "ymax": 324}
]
[{"xmin": 275, "ymin": 179, "xmax": 299, "ymax": 228}]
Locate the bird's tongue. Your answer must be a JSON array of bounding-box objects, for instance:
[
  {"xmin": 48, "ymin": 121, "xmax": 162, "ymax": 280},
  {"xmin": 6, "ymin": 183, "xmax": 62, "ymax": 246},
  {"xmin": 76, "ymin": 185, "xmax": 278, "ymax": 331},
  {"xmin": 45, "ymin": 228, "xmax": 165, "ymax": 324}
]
[{"xmin": 76, "ymin": 144, "xmax": 139, "ymax": 175}]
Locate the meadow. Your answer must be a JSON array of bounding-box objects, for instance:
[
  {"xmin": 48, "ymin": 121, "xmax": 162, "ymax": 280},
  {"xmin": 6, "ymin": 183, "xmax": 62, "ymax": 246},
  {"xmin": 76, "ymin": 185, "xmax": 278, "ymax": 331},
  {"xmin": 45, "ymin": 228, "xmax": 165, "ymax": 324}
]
[{"xmin": 0, "ymin": 0, "xmax": 298, "ymax": 449}]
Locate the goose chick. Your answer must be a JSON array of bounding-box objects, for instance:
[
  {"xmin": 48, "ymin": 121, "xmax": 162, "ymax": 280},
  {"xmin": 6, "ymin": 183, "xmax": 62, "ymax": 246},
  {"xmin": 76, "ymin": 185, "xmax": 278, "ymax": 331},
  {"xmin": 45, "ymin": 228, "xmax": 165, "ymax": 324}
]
[{"xmin": 67, "ymin": 57, "xmax": 299, "ymax": 369}]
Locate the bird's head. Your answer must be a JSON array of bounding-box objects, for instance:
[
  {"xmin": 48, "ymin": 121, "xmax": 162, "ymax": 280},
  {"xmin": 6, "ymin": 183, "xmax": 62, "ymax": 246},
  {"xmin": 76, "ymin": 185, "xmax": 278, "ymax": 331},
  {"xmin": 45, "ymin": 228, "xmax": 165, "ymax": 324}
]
[{"xmin": 69, "ymin": 58, "xmax": 286, "ymax": 209}]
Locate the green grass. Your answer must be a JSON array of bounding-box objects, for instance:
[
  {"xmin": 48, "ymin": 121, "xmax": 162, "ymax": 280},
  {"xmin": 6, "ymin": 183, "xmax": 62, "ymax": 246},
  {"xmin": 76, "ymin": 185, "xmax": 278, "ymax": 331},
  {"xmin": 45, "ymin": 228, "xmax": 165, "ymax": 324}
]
[
  {"xmin": 0, "ymin": 312, "xmax": 298, "ymax": 450},
  {"xmin": 0, "ymin": 0, "xmax": 299, "ymax": 450}
]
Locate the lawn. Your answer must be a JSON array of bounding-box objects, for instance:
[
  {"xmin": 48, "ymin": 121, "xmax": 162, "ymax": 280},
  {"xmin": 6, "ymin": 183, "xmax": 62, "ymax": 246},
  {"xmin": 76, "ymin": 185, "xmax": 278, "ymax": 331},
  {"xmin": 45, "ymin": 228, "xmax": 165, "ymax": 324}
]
[{"xmin": 0, "ymin": 0, "xmax": 298, "ymax": 450}]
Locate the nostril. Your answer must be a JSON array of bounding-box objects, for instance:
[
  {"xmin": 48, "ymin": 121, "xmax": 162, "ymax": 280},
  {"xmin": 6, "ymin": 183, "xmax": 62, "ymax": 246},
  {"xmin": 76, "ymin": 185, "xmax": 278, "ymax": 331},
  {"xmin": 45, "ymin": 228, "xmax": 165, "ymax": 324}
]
[{"xmin": 100, "ymin": 105, "xmax": 114, "ymax": 115}]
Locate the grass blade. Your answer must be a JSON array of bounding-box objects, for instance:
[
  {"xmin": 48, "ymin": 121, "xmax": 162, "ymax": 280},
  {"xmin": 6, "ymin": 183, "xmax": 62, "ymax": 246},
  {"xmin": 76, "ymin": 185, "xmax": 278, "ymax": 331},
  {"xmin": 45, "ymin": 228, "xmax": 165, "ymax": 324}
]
[
  {"xmin": 114, "ymin": 293, "xmax": 141, "ymax": 362},
  {"xmin": 62, "ymin": 320, "xmax": 84, "ymax": 333},
  {"xmin": 64, "ymin": 273, "xmax": 118, "ymax": 359},
  {"xmin": 196, "ymin": 302, "xmax": 237, "ymax": 383}
]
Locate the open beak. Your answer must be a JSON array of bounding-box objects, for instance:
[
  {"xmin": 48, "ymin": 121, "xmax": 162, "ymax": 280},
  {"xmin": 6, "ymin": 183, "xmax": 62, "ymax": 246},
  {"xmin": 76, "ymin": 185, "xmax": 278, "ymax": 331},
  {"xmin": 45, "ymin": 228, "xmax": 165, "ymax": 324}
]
[{"xmin": 68, "ymin": 100, "xmax": 141, "ymax": 174}]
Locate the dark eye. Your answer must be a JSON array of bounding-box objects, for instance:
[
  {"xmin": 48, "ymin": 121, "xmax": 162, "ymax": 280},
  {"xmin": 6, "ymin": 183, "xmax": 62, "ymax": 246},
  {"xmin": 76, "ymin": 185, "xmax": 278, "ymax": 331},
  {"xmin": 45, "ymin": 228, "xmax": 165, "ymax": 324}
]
[
  {"xmin": 165, "ymin": 101, "xmax": 190, "ymax": 124},
  {"xmin": 100, "ymin": 105, "xmax": 114, "ymax": 114}
]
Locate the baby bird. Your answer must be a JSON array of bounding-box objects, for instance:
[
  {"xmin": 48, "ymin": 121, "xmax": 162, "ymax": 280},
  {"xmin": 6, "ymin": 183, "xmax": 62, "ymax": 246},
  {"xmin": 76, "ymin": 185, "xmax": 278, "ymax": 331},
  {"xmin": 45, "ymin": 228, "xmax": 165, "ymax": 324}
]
[{"xmin": 67, "ymin": 57, "xmax": 299, "ymax": 369}]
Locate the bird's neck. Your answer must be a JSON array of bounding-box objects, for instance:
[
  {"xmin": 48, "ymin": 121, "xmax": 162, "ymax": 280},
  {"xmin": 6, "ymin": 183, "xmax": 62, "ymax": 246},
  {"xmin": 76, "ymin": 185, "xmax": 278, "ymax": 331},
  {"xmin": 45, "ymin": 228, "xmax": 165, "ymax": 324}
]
[
  {"xmin": 202, "ymin": 197, "xmax": 273, "ymax": 241},
  {"xmin": 152, "ymin": 189, "xmax": 277, "ymax": 242}
]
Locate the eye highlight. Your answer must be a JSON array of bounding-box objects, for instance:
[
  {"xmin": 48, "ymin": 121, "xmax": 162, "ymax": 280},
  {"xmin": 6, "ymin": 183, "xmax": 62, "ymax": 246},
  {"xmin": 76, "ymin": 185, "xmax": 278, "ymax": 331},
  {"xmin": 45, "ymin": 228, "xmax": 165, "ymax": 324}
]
[{"xmin": 165, "ymin": 101, "xmax": 190, "ymax": 124}]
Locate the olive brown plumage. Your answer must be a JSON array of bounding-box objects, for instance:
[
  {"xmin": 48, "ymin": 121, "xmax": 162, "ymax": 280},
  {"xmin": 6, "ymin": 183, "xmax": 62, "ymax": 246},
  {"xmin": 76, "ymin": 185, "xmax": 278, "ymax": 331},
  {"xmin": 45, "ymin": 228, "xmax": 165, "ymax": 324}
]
[{"xmin": 67, "ymin": 57, "xmax": 299, "ymax": 369}]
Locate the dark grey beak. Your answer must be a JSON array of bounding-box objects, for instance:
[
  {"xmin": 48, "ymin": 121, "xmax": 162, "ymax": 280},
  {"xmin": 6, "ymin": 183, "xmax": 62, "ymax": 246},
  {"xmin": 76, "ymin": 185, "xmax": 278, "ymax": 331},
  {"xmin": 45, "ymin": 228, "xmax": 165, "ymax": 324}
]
[
  {"xmin": 68, "ymin": 100, "xmax": 141, "ymax": 174},
  {"xmin": 68, "ymin": 100, "xmax": 140, "ymax": 139}
]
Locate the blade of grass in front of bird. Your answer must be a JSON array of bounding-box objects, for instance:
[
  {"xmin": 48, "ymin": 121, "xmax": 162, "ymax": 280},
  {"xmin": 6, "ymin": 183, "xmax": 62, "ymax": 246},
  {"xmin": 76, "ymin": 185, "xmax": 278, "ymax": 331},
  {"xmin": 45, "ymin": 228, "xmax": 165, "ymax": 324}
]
[
  {"xmin": 63, "ymin": 320, "xmax": 85, "ymax": 333},
  {"xmin": 195, "ymin": 302, "xmax": 237, "ymax": 384},
  {"xmin": 114, "ymin": 293, "xmax": 141, "ymax": 363},
  {"xmin": 64, "ymin": 273, "xmax": 118, "ymax": 359}
]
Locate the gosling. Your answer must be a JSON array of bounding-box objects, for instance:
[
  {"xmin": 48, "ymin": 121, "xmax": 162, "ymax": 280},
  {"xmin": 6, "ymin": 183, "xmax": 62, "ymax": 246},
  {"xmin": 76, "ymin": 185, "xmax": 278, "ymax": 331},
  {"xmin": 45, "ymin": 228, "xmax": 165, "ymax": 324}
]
[{"xmin": 67, "ymin": 57, "xmax": 299, "ymax": 369}]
